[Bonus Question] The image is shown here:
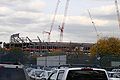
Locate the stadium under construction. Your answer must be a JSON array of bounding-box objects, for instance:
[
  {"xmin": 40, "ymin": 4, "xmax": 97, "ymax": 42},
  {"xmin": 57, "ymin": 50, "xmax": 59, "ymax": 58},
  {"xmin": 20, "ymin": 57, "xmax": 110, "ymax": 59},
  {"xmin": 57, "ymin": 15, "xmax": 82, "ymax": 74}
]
[{"xmin": 3, "ymin": 33, "xmax": 93, "ymax": 56}]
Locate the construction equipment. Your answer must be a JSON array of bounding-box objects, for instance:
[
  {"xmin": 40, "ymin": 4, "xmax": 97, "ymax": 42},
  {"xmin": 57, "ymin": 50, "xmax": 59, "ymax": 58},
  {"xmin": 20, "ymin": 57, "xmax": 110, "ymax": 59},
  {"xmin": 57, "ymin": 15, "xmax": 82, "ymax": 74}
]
[
  {"xmin": 10, "ymin": 33, "xmax": 24, "ymax": 43},
  {"xmin": 115, "ymin": 0, "xmax": 120, "ymax": 29},
  {"xmin": 59, "ymin": 0, "xmax": 70, "ymax": 42},
  {"xmin": 43, "ymin": 31, "xmax": 50, "ymax": 42},
  {"xmin": 37, "ymin": 36, "xmax": 42, "ymax": 43},
  {"xmin": 26, "ymin": 36, "xmax": 32, "ymax": 43},
  {"xmin": 43, "ymin": 0, "xmax": 60, "ymax": 42},
  {"xmin": 88, "ymin": 10, "xmax": 99, "ymax": 39}
]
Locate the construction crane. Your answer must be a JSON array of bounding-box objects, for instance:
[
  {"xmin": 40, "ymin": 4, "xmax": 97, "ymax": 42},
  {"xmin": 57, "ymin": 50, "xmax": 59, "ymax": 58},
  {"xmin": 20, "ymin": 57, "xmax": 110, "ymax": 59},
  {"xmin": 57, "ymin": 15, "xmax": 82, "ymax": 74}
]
[
  {"xmin": 88, "ymin": 10, "xmax": 99, "ymax": 39},
  {"xmin": 59, "ymin": 0, "xmax": 70, "ymax": 42},
  {"xmin": 115, "ymin": 0, "xmax": 120, "ymax": 29},
  {"xmin": 43, "ymin": 0, "xmax": 60, "ymax": 42}
]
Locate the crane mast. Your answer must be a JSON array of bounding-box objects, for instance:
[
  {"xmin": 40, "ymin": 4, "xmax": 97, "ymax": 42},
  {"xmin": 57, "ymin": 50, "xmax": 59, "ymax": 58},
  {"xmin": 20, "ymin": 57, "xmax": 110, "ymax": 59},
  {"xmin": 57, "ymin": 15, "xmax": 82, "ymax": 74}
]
[
  {"xmin": 59, "ymin": 0, "xmax": 70, "ymax": 42},
  {"xmin": 115, "ymin": 0, "xmax": 120, "ymax": 29},
  {"xmin": 43, "ymin": 0, "xmax": 60, "ymax": 42},
  {"xmin": 88, "ymin": 10, "xmax": 99, "ymax": 39}
]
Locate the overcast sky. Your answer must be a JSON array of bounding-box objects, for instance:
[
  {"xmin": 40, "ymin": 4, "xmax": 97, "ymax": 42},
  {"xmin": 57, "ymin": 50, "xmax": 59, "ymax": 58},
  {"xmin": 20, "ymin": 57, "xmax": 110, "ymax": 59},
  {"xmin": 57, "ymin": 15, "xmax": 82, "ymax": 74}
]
[{"xmin": 0, "ymin": 0, "xmax": 120, "ymax": 43}]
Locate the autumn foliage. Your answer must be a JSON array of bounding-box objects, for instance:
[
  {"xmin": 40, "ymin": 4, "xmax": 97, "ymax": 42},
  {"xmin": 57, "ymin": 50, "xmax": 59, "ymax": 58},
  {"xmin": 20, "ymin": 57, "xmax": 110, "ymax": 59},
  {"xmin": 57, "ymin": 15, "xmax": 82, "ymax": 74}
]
[{"xmin": 90, "ymin": 37, "xmax": 120, "ymax": 57}]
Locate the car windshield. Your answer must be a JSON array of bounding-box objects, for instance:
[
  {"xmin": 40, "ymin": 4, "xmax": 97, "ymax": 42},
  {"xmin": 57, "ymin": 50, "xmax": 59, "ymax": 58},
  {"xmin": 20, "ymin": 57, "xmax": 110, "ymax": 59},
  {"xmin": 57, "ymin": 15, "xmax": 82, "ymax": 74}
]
[
  {"xmin": 35, "ymin": 71, "xmax": 44, "ymax": 77},
  {"xmin": 66, "ymin": 69, "xmax": 108, "ymax": 80},
  {"xmin": 0, "ymin": 67, "xmax": 26, "ymax": 80},
  {"xmin": 48, "ymin": 72, "xmax": 52, "ymax": 76}
]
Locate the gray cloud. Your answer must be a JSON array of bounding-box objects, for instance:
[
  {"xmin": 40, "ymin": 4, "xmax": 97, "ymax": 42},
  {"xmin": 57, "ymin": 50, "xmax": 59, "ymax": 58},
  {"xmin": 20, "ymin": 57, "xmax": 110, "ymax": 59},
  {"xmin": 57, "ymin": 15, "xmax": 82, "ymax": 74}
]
[
  {"xmin": 94, "ymin": 14, "xmax": 116, "ymax": 21},
  {"xmin": 0, "ymin": 0, "xmax": 119, "ymax": 43},
  {"xmin": 9, "ymin": 17, "xmax": 38, "ymax": 24},
  {"xmin": 0, "ymin": 0, "xmax": 45, "ymax": 12}
]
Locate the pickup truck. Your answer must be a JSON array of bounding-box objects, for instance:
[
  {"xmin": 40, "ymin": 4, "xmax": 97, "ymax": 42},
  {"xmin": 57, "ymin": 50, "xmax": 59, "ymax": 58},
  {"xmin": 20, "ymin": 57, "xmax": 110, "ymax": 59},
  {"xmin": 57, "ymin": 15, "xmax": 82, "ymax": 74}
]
[{"xmin": 43, "ymin": 67, "xmax": 109, "ymax": 80}]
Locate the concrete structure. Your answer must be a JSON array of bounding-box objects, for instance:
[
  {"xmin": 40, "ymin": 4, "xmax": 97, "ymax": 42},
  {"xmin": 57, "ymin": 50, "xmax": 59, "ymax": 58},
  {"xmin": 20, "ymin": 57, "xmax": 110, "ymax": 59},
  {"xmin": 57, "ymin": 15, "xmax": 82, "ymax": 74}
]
[
  {"xmin": 3, "ymin": 34, "xmax": 93, "ymax": 56},
  {"xmin": 111, "ymin": 61, "xmax": 120, "ymax": 67},
  {"xmin": 37, "ymin": 55, "xmax": 66, "ymax": 67}
]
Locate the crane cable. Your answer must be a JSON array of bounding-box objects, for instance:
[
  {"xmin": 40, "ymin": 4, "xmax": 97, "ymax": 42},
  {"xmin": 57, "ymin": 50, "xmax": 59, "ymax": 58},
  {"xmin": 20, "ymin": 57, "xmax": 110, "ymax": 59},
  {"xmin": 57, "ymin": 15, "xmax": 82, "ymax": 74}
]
[{"xmin": 88, "ymin": 9, "xmax": 99, "ymax": 38}]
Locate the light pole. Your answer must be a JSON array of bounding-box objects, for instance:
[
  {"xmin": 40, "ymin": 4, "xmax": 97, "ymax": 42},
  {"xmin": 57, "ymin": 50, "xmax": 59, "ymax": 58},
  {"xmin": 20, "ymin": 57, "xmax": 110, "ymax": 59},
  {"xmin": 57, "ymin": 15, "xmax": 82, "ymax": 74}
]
[
  {"xmin": 59, "ymin": 54, "xmax": 60, "ymax": 65},
  {"xmin": 96, "ymin": 41, "xmax": 101, "ymax": 67}
]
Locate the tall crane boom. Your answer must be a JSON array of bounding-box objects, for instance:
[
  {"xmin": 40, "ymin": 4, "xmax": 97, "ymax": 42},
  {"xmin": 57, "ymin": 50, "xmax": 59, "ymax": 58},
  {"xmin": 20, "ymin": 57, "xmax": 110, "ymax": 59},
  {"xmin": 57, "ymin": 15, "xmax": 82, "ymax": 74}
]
[
  {"xmin": 115, "ymin": 0, "xmax": 120, "ymax": 29},
  {"xmin": 43, "ymin": 0, "xmax": 60, "ymax": 42},
  {"xmin": 88, "ymin": 10, "xmax": 99, "ymax": 38},
  {"xmin": 50, "ymin": 0, "xmax": 60, "ymax": 33},
  {"xmin": 59, "ymin": 0, "xmax": 70, "ymax": 42}
]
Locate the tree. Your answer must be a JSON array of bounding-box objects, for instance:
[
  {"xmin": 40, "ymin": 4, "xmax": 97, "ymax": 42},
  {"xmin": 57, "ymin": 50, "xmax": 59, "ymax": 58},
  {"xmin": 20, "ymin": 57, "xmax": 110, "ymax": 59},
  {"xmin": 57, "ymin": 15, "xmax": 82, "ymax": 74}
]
[
  {"xmin": 0, "ymin": 48, "xmax": 5, "ymax": 54},
  {"xmin": 90, "ymin": 37, "xmax": 120, "ymax": 57},
  {"xmin": 1, "ymin": 47, "xmax": 30, "ymax": 64},
  {"xmin": 90, "ymin": 37, "xmax": 120, "ymax": 67}
]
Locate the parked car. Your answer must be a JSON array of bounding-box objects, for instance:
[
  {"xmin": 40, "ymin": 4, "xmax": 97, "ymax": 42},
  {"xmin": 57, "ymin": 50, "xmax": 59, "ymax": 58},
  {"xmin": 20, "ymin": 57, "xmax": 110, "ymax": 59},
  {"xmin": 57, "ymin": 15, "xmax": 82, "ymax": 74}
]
[
  {"xmin": 44, "ymin": 67, "xmax": 109, "ymax": 80},
  {"xmin": 0, "ymin": 63, "xmax": 30, "ymax": 80},
  {"xmin": 112, "ymin": 69, "xmax": 120, "ymax": 72},
  {"xmin": 26, "ymin": 67, "xmax": 34, "ymax": 74},
  {"xmin": 28, "ymin": 69, "xmax": 45, "ymax": 80},
  {"xmin": 40, "ymin": 71, "xmax": 52, "ymax": 80},
  {"xmin": 108, "ymin": 71, "xmax": 120, "ymax": 80},
  {"xmin": 109, "ymin": 78, "xmax": 120, "ymax": 80}
]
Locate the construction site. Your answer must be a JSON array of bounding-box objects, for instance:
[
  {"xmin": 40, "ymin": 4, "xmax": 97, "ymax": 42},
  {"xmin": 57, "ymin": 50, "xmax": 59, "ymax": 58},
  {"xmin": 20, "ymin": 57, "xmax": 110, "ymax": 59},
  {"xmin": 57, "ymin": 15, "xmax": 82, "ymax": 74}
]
[
  {"xmin": 1, "ymin": 0, "xmax": 120, "ymax": 67},
  {"xmin": 3, "ymin": 33, "xmax": 93, "ymax": 56},
  {"xmin": 3, "ymin": 0, "xmax": 93, "ymax": 56},
  {"xmin": 2, "ymin": 33, "xmax": 94, "ymax": 66},
  {"xmin": 3, "ymin": 0, "xmax": 120, "ymax": 54}
]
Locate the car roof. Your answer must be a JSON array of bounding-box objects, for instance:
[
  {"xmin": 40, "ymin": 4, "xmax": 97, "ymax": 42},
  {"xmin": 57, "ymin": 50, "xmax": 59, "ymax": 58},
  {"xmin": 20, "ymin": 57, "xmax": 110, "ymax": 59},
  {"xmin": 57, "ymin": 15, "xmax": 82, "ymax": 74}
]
[
  {"xmin": 112, "ymin": 69, "xmax": 120, "ymax": 72},
  {"xmin": 58, "ymin": 64, "xmax": 100, "ymax": 69},
  {"xmin": 56, "ymin": 67, "xmax": 107, "ymax": 72},
  {"xmin": 30, "ymin": 69, "xmax": 44, "ymax": 72},
  {"xmin": 0, "ymin": 63, "xmax": 23, "ymax": 68},
  {"xmin": 108, "ymin": 71, "xmax": 120, "ymax": 73},
  {"xmin": 68, "ymin": 67, "xmax": 106, "ymax": 71}
]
